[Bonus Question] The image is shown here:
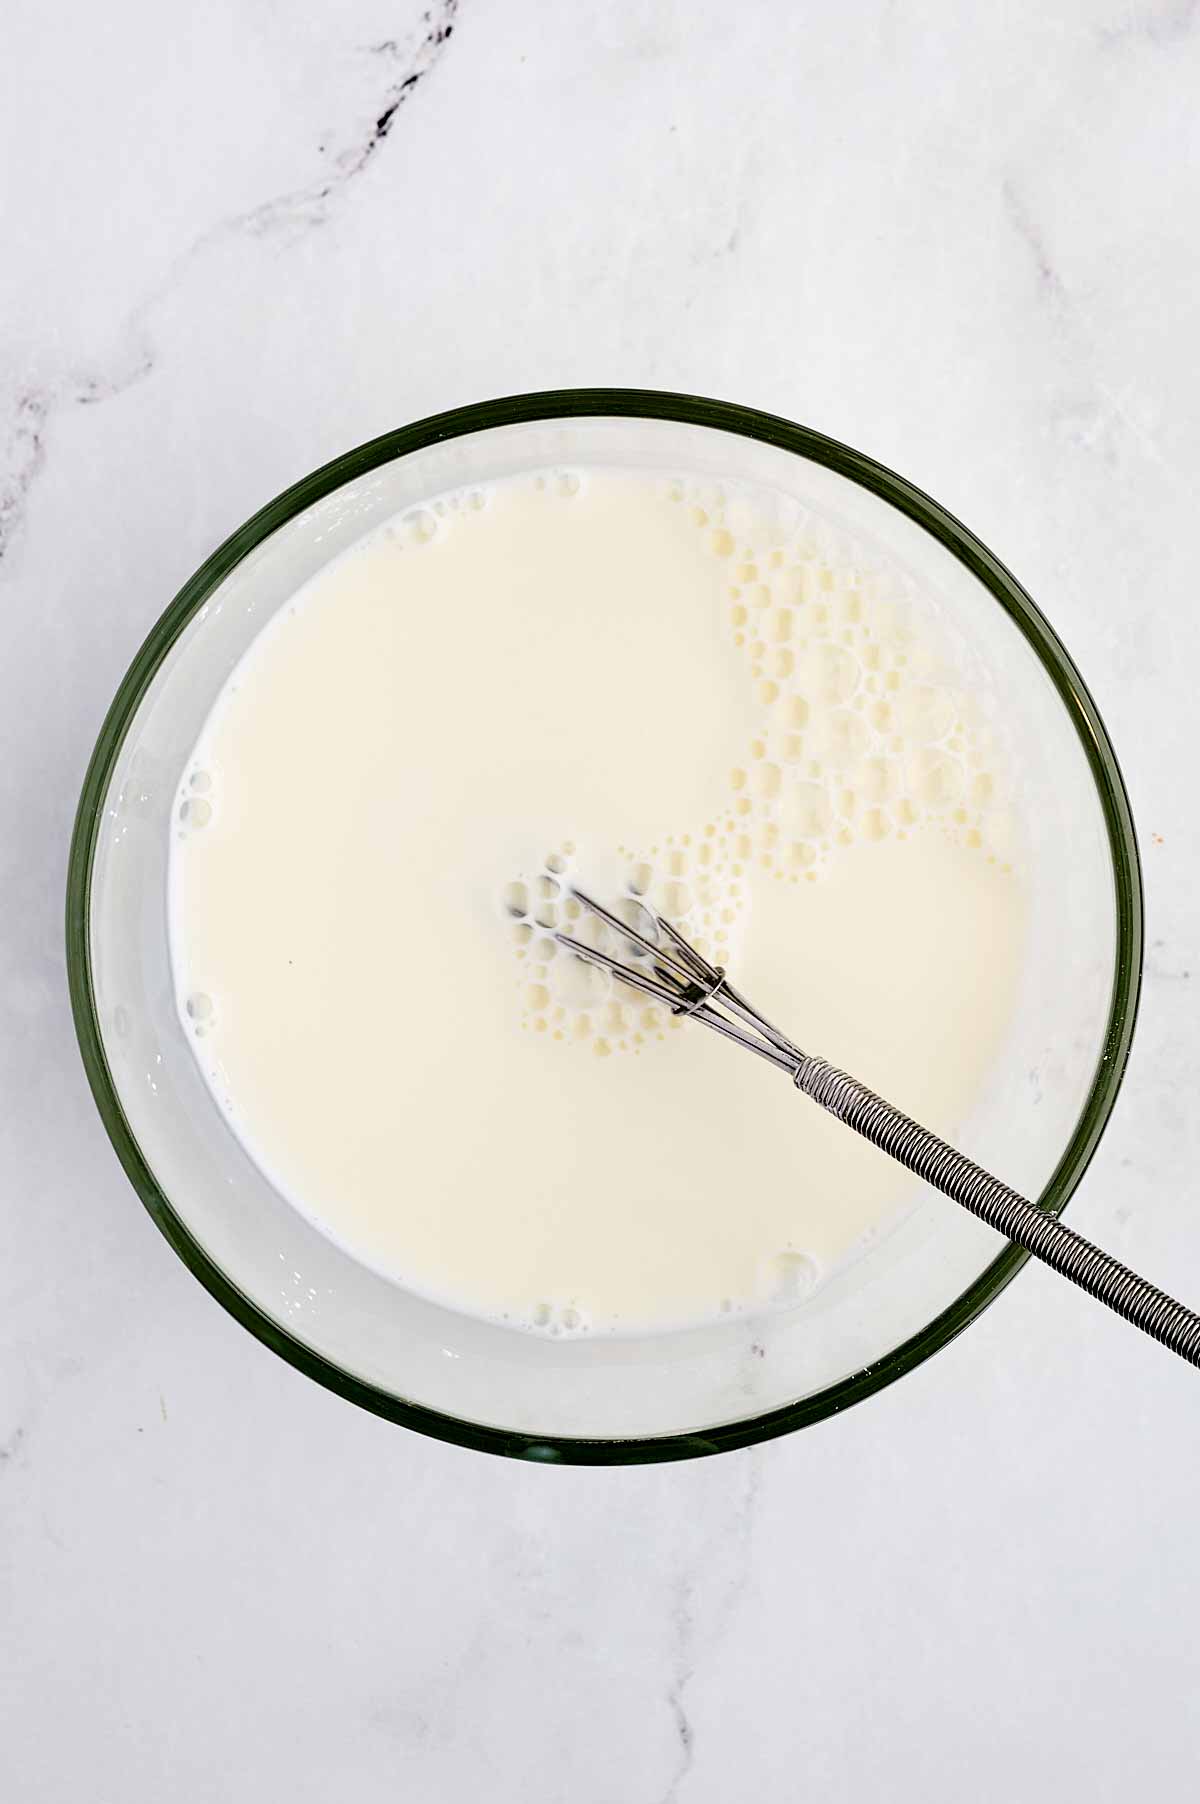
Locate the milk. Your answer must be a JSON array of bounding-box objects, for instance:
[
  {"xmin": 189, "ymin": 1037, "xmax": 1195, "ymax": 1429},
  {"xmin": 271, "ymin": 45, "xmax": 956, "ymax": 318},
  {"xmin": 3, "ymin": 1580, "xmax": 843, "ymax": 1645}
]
[{"xmin": 169, "ymin": 469, "xmax": 1026, "ymax": 1335}]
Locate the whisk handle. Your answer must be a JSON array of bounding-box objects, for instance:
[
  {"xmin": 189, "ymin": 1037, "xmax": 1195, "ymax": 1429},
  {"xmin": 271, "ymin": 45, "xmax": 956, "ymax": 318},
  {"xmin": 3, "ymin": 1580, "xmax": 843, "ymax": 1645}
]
[{"xmin": 794, "ymin": 1056, "xmax": 1200, "ymax": 1368}]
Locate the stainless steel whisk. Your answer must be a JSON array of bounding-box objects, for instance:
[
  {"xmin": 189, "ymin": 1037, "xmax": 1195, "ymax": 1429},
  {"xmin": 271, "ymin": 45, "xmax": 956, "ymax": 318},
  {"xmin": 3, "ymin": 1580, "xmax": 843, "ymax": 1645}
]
[{"xmin": 557, "ymin": 887, "xmax": 1200, "ymax": 1370}]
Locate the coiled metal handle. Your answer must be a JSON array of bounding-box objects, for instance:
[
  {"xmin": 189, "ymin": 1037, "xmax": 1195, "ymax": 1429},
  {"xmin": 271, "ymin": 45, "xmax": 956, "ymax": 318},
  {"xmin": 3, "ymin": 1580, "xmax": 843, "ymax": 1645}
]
[{"xmin": 796, "ymin": 1056, "xmax": 1200, "ymax": 1368}]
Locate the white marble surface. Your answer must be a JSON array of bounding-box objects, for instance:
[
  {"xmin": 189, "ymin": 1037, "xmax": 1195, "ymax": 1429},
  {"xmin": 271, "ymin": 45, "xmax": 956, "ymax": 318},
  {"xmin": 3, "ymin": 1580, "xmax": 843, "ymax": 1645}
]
[{"xmin": 4, "ymin": 0, "xmax": 1200, "ymax": 1795}]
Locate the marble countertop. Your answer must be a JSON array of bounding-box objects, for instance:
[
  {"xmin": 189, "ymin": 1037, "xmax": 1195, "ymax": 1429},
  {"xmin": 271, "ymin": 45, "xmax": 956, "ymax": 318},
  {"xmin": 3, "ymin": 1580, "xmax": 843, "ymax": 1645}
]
[{"xmin": 4, "ymin": 2, "xmax": 1200, "ymax": 1796}]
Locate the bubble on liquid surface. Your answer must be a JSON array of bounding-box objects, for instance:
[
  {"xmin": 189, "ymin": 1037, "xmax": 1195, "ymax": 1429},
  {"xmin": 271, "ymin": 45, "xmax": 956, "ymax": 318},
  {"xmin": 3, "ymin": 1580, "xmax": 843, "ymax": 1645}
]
[
  {"xmin": 403, "ymin": 509, "xmax": 437, "ymax": 545},
  {"xmin": 911, "ymin": 748, "xmax": 963, "ymax": 809},
  {"xmin": 752, "ymin": 762, "xmax": 782, "ymax": 801},
  {"xmin": 810, "ymin": 709, "xmax": 868, "ymax": 770},
  {"xmin": 184, "ymin": 991, "xmax": 215, "ymax": 1039},
  {"xmin": 529, "ymin": 1299, "xmax": 590, "ymax": 1334},
  {"xmin": 781, "ymin": 783, "xmax": 831, "ymax": 839},
  {"xmin": 896, "ymin": 684, "xmax": 955, "ymax": 743},
  {"xmin": 796, "ymin": 642, "xmax": 859, "ymax": 705},
  {"xmin": 766, "ymin": 1251, "xmax": 820, "ymax": 1303},
  {"xmin": 857, "ymin": 756, "xmax": 897, "ymax": 804},
  {"xmin": 659, "ymin": 879, "xmax": 692, "ymax": 918}
]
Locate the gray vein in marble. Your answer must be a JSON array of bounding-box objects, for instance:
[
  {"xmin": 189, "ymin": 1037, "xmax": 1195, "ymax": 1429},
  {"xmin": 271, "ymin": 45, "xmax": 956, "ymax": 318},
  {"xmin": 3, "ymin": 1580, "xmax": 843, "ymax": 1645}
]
[
  {"xmin": 1001, "ymin": 171, "xmax": 1190, "ymax": 498},
  {"xmin": 997, "ymin": 178, "xmax": 1181, "ymax": 495},
  {"xmin": 0, "ymin": 4, "xmax": 460, "ymax": 574},
  {"xmin": 1093, "ymin": 380, "xmax": 1191, "ymax": 494},
  {"xmin": 998, "ymin": 175, "xmax": 1185, "ymax": 506},
  {"xmin": 0, "ymin": 1424, "xmax": 27, "ymax": 1469},
  {"xmin": 663, "ymin": 1577, "xmax": 698, "ymax": 1802},
  {"xmin": 688, "ymin": 138, "xmax": 755, "ymax": 274},
  {"xmin": 661, "ymin": 1455, "xmax": 762, "ymax": 1802},
  {"xmin": 1001, "ymin": 177, "xmax": 1066, "ymax": 306},
  {"xmin": 235, "ymin": 0, "xmax": 459, "ymax": 238},
  {"xmin": 0, "ymin": 348, "xmax": 156, "ymax": 569},
  {"xmin": 1147, "ymin": 938, "xmax": 1193, "ymax": 983},
  {"xmin": 1099, "ymin": 0, "xmax": 1199, "ymax": 48},
  {"xmin": 0, "ymin": 392, "xmax": 49, "ymax": 567},
  {"xmin": 74, "ymin": 345, "xmax": 157, "ymax": 408}
]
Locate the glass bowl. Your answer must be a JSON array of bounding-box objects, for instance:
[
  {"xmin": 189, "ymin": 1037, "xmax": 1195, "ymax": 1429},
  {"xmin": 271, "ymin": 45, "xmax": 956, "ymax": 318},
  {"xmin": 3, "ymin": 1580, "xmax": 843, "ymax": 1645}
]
[{"xmin": 66, "ymin": 390, "xmax": 1142, "ymax": 1463}]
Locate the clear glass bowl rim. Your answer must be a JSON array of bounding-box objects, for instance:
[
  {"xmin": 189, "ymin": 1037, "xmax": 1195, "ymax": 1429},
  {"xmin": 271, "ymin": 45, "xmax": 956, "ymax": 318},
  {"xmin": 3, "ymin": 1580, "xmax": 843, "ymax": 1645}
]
[{"xmin": 65, "ymin": 387, "xmax": 1143, "ymax": 1464}]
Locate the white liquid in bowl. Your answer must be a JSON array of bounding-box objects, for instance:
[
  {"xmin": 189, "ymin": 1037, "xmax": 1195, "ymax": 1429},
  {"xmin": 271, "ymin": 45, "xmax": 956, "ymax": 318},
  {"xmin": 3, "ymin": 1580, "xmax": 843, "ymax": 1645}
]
[{"xmin": 169, "ymin": 468, "xmax": 1026, "ymax": 1336}]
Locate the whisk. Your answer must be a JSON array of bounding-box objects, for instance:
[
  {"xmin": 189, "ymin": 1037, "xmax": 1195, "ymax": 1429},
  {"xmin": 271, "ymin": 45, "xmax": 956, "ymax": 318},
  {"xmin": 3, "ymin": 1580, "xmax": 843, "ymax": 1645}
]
[{"xmin": 557, "ymin": 886, "xmax": 1200, "ymax": 1370}]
